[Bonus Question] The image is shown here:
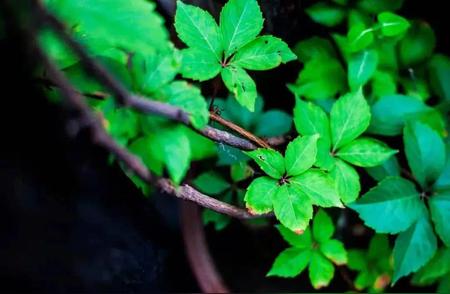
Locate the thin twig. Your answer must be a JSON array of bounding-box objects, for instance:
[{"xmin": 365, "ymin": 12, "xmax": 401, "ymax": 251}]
[
  {"xmin": 34, "ymin": 3, "xmax": 257, "ymax": 151},
  {"xmin": 210, "ymin": 112, "xmax": 271, "ymax": 149}
]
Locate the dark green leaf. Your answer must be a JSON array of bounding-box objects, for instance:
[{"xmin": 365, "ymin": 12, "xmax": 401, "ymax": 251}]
[
  {"xmin": 428, "ymin": 54, "xmax": 450, "ymax": 101},
  {"xmin": 393, "ymin": 212, "xmax": 437, "ymax": 284},
  {"xmin": 429, "ymin": 192, "xmax": 450, "ymax": 246},
  {"xmin": 254, "ymin": 110, "xmax": 292, "ymax": 137},
  {"xmin": 399, "ymin": 21, "xmax": 436, "ymax": 66},
  {"xmin": 193, "ymin": 172, "xmax": 229, "ymax": 195},
  {"xmin": 337, "ymin": 137, "xmax": 397, "ymax": 167},
  {"xmin": 371, "ymin": 70, "xmax": 397, "ymax": 98},
  {"xmin": 230, "ymin": 163, "xmax": 253, "ymax": 182},
  {"xmin": 366, "ymin": 155, "xmax": 401, "ymax": 182},
  {"xmin": 357, "ymin": 0, "xmax": 404, "ymax": 14},
  {"xmin": 293, "ymin": 37, "xmax": 336, "ymax": 63},
  {"xmin": 368, "ymin": 94, "xmax": 428, "ymax": 136},
  {"xmin": 350, "ymin": 177, "xmax": 424, "ymax": 234},
  {"xmin": 306, "ymin": 2, "xmax": 346, "ymax": 27},
  {"xmin": 404, "ymin": 121, "xmax": 446, "ymax": 188},
  {"xmin": 412, "ymin": 247, "xmax": 450, "ymax": 286}
]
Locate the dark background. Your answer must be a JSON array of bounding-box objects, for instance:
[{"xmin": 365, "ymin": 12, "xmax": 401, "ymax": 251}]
[{"xmin": 0, "ymin": 0, "xmax": 448, "ymax": 292}]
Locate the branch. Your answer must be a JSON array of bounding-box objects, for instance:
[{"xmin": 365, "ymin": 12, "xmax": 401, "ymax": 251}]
[
  {"xmin": 34, "ymin": 34, "xmax": 262, "ymax": 219},
  {"xmin": 210, "ymin": 112, "xmax": 271, "ymax": 149},
  {"xmin": 35, "ymin": 4, "xmax": 257, "ymax": 151}
]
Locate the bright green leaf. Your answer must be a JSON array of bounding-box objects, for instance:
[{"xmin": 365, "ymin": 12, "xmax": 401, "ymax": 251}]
[
  {"xmin": 129, "ymin": 135, "xmax": 164, "ymax": 176},
  {"xmin": 244, "ymin": 176, "xmax": 278, "ymax": 214},
  {"xmin": 180, "ymin": 48, "xmax": 222, "ymax": 81},
  {"xmin": 277, "ymin": 225, "xmax": 312, "ymax": 249},
  {"xmin": 285, "ymin": 135, "xmax": 319, "ymax": 177},
  {"xmin": 220, "ymin": 0, "xmax": 263, "ymax": 58},
  {"xmin": 245, "ymin": 148, "xmax": 285, "ymax": 179},
  {"xmin": 291, "ymin": 170, "xmax": 342, "ymax": 208},
  {"xmin": 272, "ymin": 184, "xmax": 313, "ymax": 233},
  {"xmin": 404, "ymin": 121, "xmax": 446, "ymax": 188},
  {"xmin": 221, "ymin": 66, "xmax": 257, "ymax": 111},
  {"xmin": 347, "ymin": 23, "xmax": 374, "ymax": 52},
  {"xmin": 371, "ymin": 70, "xmax": 397, "ymax": 98},
  {"xmin": 309, "ymin": 251, "xmax": 335, "ymax": 289},
  {"xmin": 293, "ymin": 37, "xmax": 336, "ymax": 63},
  {"xmin": 267, "ymin": 248, "xmax": 311, "ymax": 277},
  {"xmin": 175, "ymin": 1, "xmax": 222, "ymax": 60},
  {"xmin": 330, "ymin": 159, "xmax": 360, "ymax": 204},
  {"xmin": 348, "ymin": 50, "xmax": 378, "ymax": 91},
  {"xmin": 337, "ymin": 137, "xmax": 397, "ymax": 167},
  {"xmin": 330, "ymin": 91, "xmax": 371, "ymax": 150},
  {"xmin": 320, "ymin": 239, "xmax": 347, "ymax": 265},
  {"xmin": 313, "ymin": 209, "xmax": 335, "ymax": 243},
  {"xmin": 378, "ymin": 12, "xmax": 410, "ymax": 37},
  {"xmin": 232, "ymin": 36, "xmax": 296, "ymax": 70},
  {"xmin": 393, "ymin": 213, "xmax": 437, "ymax": 284},
  {"xmin": 350, "ymin": 177, "xmax": 424, "ymax": 234}
]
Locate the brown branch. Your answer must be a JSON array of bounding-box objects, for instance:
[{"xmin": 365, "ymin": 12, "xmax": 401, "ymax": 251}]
[
  {"xmin": 34, "ymin": 33, "xmax": 263, "ymax": 219},
  {"xmin": 34, "ymin": 3, "xmax": 257, "ymax": 151},
  {"xmin": 210, "ymin": 112, "xmax": 271, "ymax": 149}
]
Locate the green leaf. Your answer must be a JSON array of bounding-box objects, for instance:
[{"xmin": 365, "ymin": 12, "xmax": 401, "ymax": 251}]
[
  {"xmin": 357, "ymin": 0, "xmax": 404, "ymax": 14},
  {"xmin": 289, "ymin": 56, "xmax": 346, "ymax": 100},
  {"xmin": 244, "ymin": 176, "xmax": 278, "ymax": 214},
  {"xmin": 245, "ymin": 148, "xmax": 285, "ymax": 179},
  {"xmin": 305, "ymin": 2, "xmax": 346, "ymax": 27},
  {"xmin": 368, "ymin": 234, "xmax": 391, "ymax": 259},
  {"xmin": 434, "ymin": 154, "xmax": 450, "ymax": 191},
  {"xmin": 230, "ymin": 163, "xmax": 253, "ymax": 182},
  {"xmin": 393, "ymin": 213, "xmax": 437, "ymax": 284},
  {"xmin": 133, "ymin": 51, "xmax": 181, "ymax": 94},
  {"xmin": 366, "ymin": 155, "xmax": 401, "ymax": 182},
  {"xmin": 293, "ymin": 98, "xmax": 333, "ymax": 170},
  {"xmin": 378, "ymin": 12, "xmax": 410, "ymax": 37},
  {"xmin": 412, "ymin": 247, "xmax": 450, "ymax": 286},
  {"xmin": 429, "ymin": 192, "xmax": 450, "ymax": 246},
  {"xmin": 267, "ymin": 248, "xmax": 311, "ymax": 278},
  {"xmin": 348, "ymin": 250, "xmax": 367, "ymax": 271},
  {"xmin": 155, "ymin": 127, "xmax": 191, "ymax": 185},
  {"xmin": 291, "ymin": 170, "xmax": 342, "ymax": 208},
  {"xmin": 285, "ymin": 135, "xmax": 319, "ymax": 177},
  {"xmin": 371, "ymin": 70, "xmax": 397, "ymax": 98},
  {"xmin": 158, "ymin": 81, "xmax": 209, "ymax": 129},
  {"xmin": 368, "ymin": 94, "xmax": 428, "ymax": 136},
  {"xmin": 428, "ymin": 54, "xmax": 450, "ymax": 101},
  {"xmin": 215, "ymin": 96, "xmax": 263, "ymax": 130},
  {"xmin": 337, "ymin": 137, "xmax": 397, "ymax": 167},
  {"xmin": 348, "ymin": 9, "xmax": 372, "ymax": 28},
  {"xmin": 203, "ymin": 207, "xmax": 231, "ymax": 231},
  {"xmin": 293, "ymin": 37, "xmax": 336, "ymax": 63},
  {"xmin": 348, "ymin": 50, "xmax": 378, "ymax": 91},
  {"xmin": 129, "ymin": 134, "xmax": 164, "ymax": 176},
  {"xmin": 183, "ymin": 127, "xmax": 217, "ymax": 160},
  {"xmin": 313, "ymin": 209, "xmax": 334, "ymax": 243},
  {"xmin": 330, "ymin": 159, "xmax": 360, "ymax": 204},
  {"xmin": 399, "ymin": 21, "xmax": 436, "ymax": 67},
  {"xmin": 401, "ymin": 76, "xmax": 431, "ymax": 102},
  {"xmin": 320, "ymin": 239, "xmax": 347, "ymax": 265},
  {"xmin": 347, "ymin": 23, "xmax": 374, "ymax": 52},
  {"xmin": 330, "ymin": 91, "xmax": 371, "ymax": 150},
  {"xmin": 350, "ymin": 177, "xmax": 424, "ymax": 234},
  {"xmin": 277, "ymin": 225, "xmax": 312, "ymax": 249},
  {"xmin": 46, "ymin": 0, "xmax": 169, "ymax": 53},
  {"xmin": 221, "ymin": 66, "xmax": 257, "ymax": 111},
  {"xmin": 193, "ymin": 172, "xmax": 229, "ymax": 195},
  {"xmin": 220, "ymin": 0, "xmax": 264, "ymax": 58},
  {"xmin": 355, "ymin": 271, "xmax": 375, "ymax": 291},
  {"xmin": 254, "ymin": 110, "xmax": 292, "ymax": 137},
  {"xmin": 309, "ymin": 251, "xmax": 335, "ymax": 289},
  {"xmin": 232, "ymin": 36, "xmax": 296, "ymax": 70},
  {"xmin": 175, "ymin": 1, "xmax": 222, "ymax": 60},
  {"xmin": 272, "ymin": 184, "xmax": 313, "ymax": 233},
  {"xmin": 180, "ymin": 48, "xmax": 222, "ymax": 81},
  {"xmin": 38, "ymin": 29, "xmax": 77, "ymax": 69},
  {"xmin": 439, "ymin": 277, "xmax": 450, "ymax": 294},
  {"xmin": 404, "ymin": 121, "xmax": 446, "ymax": 188}
]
